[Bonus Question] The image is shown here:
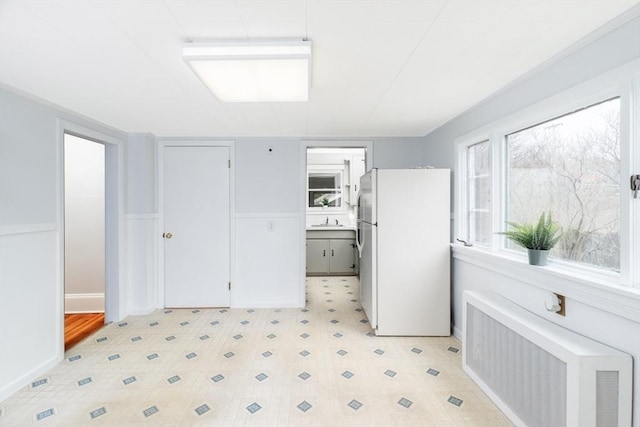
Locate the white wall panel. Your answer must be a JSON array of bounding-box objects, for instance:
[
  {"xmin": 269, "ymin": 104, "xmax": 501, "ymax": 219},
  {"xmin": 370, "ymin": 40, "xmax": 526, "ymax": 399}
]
[
  {"xmin": 0, "ymin": 231, "xmax": 59, "ymax": 399},
  {"xmin": 452, "ymin": 257, "xmax": 640, "ymax": 427},
  {"xmin": 234, "ymin": 216, "xmax": 301, "ymax": 307},
  {"xmin": 125, "ymin": 215, "xmax": 158, "ymax": 314},
  {"xmin": 124, "ymin": 134, "xmax": 157, "ymax": 314}
]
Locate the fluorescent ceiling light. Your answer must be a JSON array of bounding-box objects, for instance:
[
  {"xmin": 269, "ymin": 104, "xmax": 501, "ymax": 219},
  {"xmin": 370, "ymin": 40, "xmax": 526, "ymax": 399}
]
[{"xmin": 184, "ymin": 40, "xmax": 312, "ymax": 102}]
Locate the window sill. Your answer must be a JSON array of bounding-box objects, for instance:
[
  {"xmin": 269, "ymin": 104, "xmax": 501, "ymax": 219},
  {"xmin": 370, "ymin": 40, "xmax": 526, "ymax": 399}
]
[{"xmin": 451, "ymin": 244, "xmax": 640, "ymax": 323}]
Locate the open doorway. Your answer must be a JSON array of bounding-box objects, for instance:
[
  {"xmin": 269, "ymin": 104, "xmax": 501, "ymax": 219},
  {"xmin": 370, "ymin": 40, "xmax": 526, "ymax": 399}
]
[
  {"xmin": 304, "ymin": 146, "xmax": 368, "ymax": 283},
  {"xmin": 63, "ymin": 133, "xmax": 106, "ymax": 350}
]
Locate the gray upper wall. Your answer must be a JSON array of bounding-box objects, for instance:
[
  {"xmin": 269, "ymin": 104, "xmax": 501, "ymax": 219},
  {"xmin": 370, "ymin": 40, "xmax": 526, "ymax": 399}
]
[
  {"xmin": 420, "ymin": 13, "xmax": 640, "ymax": 168},
  {"xmin": 0, "ymin": 87, "xmax": 127, "ymax": 227}
]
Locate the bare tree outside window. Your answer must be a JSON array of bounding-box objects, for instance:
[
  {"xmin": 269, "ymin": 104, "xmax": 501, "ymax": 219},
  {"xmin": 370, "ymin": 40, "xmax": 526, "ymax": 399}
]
[{"xmin": 507, "ymin": 98, "xmax": 620, "ymax": 271}]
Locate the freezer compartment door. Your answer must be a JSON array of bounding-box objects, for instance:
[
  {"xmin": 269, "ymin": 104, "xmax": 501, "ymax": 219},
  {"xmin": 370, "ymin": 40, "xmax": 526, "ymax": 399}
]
[{"xmin": 358, "ymin": 170, "xmax": 376, "ymax": 225}]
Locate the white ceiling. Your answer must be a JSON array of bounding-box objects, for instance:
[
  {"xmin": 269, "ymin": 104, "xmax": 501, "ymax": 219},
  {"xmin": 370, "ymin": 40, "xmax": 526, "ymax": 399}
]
[{"xmin": 0, "ymin": 1, "xmax": 637, "ymax": 137}]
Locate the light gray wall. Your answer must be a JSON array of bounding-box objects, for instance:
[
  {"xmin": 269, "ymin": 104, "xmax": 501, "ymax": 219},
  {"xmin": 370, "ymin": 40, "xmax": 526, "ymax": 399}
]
[
  {"xmin": 420, "ymin": 14, "xmax": 640, "ymax": 169},
  {"xmin": 418, "ymin": 14, "xmax": 640, "ymax": 426},
  {"xmin": 233, "ymin": 138, "xmax": 302, "ymax": 307},
  {"xmin": 124, "ymin": 133, "xmax": 158, "ymax": 315},
  {"xmin": 0, "ymin": 81, "xmax": 475, "ymax": 401},
  {"xmin": 372, "ymin": 138, "xmax": 423, "ymax": 169},
  {"xmin": 0, "ymin": 89, "xmax": 58, "ymax": 225},
  {"xmin": 124, "ymin": 134, "xmax": 158, "ymax": 315},
  {"xmin": 235, "ymin": 138, "xmax": 301, "ymax": 214},
  {"xmin": 232, "ymin": 137, "xmax": 422, "ymax": 307},
  {"xmin": 0, "ymin": 86, "xmax": 126, "ymax": 399},
  {"xmin": 126, "ymin": 133, "xmax": 156, "ymax": 214}
]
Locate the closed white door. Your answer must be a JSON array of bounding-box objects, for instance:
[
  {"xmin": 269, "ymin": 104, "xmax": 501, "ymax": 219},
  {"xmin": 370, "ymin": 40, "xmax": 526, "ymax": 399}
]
[{"xmin": 163, "ymin": 146, "xmax": 230, "ymax": 307}]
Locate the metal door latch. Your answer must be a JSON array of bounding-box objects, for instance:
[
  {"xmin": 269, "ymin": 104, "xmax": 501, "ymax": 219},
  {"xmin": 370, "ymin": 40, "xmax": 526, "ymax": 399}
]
[{"xmin": 631, "ymin": 175, "xmax": 640, "ymax": 199}]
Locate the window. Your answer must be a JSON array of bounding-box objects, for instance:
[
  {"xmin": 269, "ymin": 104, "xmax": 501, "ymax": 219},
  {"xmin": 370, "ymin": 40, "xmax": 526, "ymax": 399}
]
[
  {"xmin": 307, "ymin": 170, "xmax": 343, "ymax": 208},
  {"xmin": 456, "ymin": 63, "xmax": 639, "ymax": 290},
  {"xmin": 467, "ymin": 141, "xmax": 491, "ymax": 245},
  {"xmin": 506, "ymin": 98, "xmax": 621, "ymax": 271}
]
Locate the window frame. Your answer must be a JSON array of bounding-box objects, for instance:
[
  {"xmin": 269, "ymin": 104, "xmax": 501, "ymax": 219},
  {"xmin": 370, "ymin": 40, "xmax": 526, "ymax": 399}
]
[
  {"xmin": 455, "ymin": 59, "xmax": 639, "ymax": 291},
  {"xmin": 306, "ymin": 165, "xmax": 346, "ymax": 212},
  {"xmin": 466, "ymin": 139, "xmax": 491, "ymax": 246}
]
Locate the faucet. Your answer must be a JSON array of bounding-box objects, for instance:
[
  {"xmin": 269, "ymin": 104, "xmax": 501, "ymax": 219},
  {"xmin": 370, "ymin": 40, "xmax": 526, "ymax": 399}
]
[
  {"xmin": 325, "ymin": 217, "xmax": 329, "ymax": 225},
  {"xmin": 335, "ymin": 219, "xmax": 339, "ymax": 225}
]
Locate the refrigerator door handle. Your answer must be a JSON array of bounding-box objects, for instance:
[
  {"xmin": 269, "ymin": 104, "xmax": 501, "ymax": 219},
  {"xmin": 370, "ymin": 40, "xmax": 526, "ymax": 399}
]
[
  {"xmin": 355, "ymin": 191, "xmax": 364, "ymax": 258},
  {"xmin": 356, "ymin": 221, "xmax": 365, "ymax": 258}
]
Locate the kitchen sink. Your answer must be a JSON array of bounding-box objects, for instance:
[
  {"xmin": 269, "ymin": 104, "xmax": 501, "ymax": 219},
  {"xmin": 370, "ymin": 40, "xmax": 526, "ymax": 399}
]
[{"xmin": 311, "ymin": 224, "xmax": 345, "ymax": 227}]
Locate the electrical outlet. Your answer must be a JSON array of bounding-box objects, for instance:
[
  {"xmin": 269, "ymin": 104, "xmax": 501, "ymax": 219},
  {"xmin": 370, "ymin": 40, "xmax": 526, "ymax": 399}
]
[
  {"xmin": 268, "ymin": 221, "xmax": 275, "ymax": 231},
  {"xmin": 554, "ymin": 293, "xmax": 566, "ymax": 316}
]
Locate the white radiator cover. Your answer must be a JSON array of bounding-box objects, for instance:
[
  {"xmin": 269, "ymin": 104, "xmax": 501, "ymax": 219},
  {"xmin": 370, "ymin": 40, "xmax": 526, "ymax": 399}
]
[{"xmin": 463, "ymin": 291, "xmax": 632, "ymax": 427}]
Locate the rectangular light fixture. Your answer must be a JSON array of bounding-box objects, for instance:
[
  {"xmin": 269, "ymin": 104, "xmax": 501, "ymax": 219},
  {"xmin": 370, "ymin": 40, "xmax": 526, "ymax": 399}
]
[{"xmin": 183, "ymin": 39, "xmax": 312, "ymax": 102}]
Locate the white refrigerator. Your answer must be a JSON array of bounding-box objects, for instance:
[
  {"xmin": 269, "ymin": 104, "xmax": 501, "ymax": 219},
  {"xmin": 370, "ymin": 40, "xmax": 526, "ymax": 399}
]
[{"xmin": 356, "ymin": 168, "xmax": 450, "ymax": 336}]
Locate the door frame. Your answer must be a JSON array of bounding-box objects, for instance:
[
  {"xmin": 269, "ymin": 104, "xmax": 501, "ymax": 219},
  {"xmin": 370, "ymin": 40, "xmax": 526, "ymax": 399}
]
[
  {"xmin": 157, "ymin": 139, "xmax": 235, "ymax": 308},
  {"xmin": 300, "ymin": 140, "xmax": 373, "ymax": 306},
  {"xmin": 57, "ymin": 120, "xmax": 125, "ymax": 354}
]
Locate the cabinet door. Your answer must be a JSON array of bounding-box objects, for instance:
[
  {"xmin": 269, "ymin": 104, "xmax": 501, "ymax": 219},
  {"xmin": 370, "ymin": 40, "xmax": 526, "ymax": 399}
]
[
  {"xmin": 329, "ymin": 239, "xmax": 357, "ymax": 274},
  {"xmin": 350, "ymin": 154, "xmax": 366, "ymax": 204},
  {"xmin": 306, "ymin": 239, "xmax": 330, "ymax": 274}
]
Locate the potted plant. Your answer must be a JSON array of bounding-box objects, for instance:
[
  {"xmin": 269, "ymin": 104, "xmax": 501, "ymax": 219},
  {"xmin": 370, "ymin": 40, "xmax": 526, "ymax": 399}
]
[
  {"xmin": 498, "ymin": 212, "xmax": 562, "ymax": 266},
  {"xmin": 320, "ymin": 197, "xmax": 330, "ymax": 208}
]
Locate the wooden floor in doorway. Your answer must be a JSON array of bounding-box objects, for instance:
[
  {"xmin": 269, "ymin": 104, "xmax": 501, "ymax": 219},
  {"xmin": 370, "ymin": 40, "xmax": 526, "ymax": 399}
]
[{"xmin": 65, "ymin": 313, "xmax": 105, "ymax": 351}]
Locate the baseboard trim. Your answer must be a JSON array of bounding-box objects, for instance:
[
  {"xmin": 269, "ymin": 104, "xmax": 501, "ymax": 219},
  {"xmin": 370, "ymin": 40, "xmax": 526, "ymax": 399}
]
[
  {"xmin": 128, "ymin": 306, "xmax": 157, "ymax": 316},
  {"xmin": 64, "ymin": 293, "xmax": 105, "ymax": 313},
  {"xmin": 230, "ymin": 301, "xmax": 302, "ymax": 309},
  {"xmin": 0, "ymin": 354, "xmax": 62, "ymax": 401},
  {"xmin": 453, "ymin": 325, "xmax": 462, "ymax": 341}
]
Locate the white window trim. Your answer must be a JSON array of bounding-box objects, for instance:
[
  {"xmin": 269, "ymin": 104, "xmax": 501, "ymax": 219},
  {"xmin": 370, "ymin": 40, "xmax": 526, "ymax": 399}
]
[
  {"xmin": 306, "ymin": 165, "xmax": 346, "ymax": 212},
  {"xmin": 455, "ymin": 136, "xmax": 491, "ymax": 246},
  {"xmin": 468, "ymin": 140, "xmax": 491, "ymax": 246},
  {"xmin": 454, "ymin": 59, "xmax": 640, "ymax": 317},
  {"xmin": 632, "ymin": 73, "xmax": 640, "ymax": 294}
]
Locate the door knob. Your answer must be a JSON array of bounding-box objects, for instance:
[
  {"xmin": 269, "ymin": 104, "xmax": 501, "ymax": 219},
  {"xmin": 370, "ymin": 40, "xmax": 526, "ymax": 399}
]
[{"xmin": 163, "ymin": 232, "xmax": 173, "ymax": 239}]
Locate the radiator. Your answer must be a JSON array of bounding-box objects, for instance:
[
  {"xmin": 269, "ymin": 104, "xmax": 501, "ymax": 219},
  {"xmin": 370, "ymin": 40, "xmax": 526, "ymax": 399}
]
[{"xmin": 462, "ymin": 291, "xmax": 632, "ymax": 427}]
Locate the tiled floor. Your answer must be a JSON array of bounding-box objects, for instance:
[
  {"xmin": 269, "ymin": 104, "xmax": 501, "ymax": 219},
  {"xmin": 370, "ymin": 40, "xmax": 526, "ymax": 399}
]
[{"xmin": 1, "ymin": 276, "xmax": 512, "ymax": 426}]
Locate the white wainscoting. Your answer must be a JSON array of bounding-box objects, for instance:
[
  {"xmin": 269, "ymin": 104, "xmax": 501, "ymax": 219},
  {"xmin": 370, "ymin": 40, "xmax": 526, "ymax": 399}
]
[
  {"xmin": 0, "ymin": 225, "xmax": 61, "ymax": 400},
  {"xmin": 124, "ymin": 214, "xmax": 158, "ymax": 315},
  {"xmin": 234, "ymin": 214, "xmax": 303, "ymax": 308},
  {"xmin": 451, "ymin": 248, "xmax": 640, "ymax": 426}
]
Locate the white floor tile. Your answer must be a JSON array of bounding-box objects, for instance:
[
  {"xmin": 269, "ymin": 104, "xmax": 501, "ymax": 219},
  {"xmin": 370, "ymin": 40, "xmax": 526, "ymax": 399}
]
[{"xmin": 0, "ymin": 276, "xmax": 513, "ymax": 426}]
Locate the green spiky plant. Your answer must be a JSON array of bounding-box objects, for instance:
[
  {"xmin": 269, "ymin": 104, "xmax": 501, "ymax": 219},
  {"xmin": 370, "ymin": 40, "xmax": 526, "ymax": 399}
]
[{"xmin": 498, "ymin": 212, "xmax": 562, "ymax": 250}]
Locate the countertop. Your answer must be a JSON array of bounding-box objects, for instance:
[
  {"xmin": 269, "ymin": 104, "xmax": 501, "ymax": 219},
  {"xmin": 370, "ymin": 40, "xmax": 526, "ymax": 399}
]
[{"xmin": 306, "ymin": 225, "xmax": 356, "ymax": 231}]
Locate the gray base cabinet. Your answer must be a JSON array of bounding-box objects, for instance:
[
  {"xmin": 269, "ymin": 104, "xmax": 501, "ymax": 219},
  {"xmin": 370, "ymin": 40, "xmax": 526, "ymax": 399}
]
[
  {"xmin": 306, "ymin": 230, "xmax": 358, "ymax": 276},
  {"xmin": 306, "ymin": 239, "xmax": 331, "ymax": 274}
]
